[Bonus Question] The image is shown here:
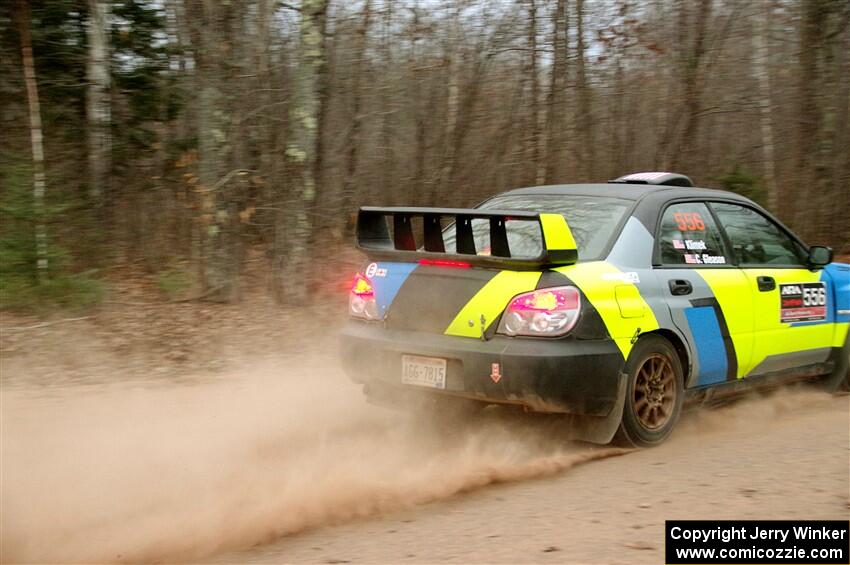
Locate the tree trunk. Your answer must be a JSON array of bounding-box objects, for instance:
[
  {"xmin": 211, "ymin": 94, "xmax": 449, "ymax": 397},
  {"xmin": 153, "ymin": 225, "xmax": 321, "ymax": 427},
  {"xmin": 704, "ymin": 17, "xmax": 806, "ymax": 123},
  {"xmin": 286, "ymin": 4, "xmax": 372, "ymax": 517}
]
[
  {"xmin": 378, "ymin": 0, "xmax": 395, "ymax": 202},
  {"xmin": 341, "ymin": 0, "xmax": 372, "ymax": 228},
  {"xmin": 16, "ymin": 0, "xmax": 48, "ymax": 281},
  {"xmin": 575, "ymin": 0, "xmax": 594, "ymax": 180},
  {"xmin": 794, "ymin": 0, "xmax": 822, "ymax": 233},
  {"xmin": 751, "ymin": 1, "xmax": 778, "ymax": 212},
  {"xmin": 833, "ymin": 16, "xmax": 850, "ymax": 248},
  {"xmin": 274, "ymin": 0, "xmax": 329, "ymax": 303},
  {"xmin": 86, "ymin": 0, "xmax": 111, "ymax": 205},
  {"xmin": 435, "ymin": 2, "xmax": 460, "ymax": 203},
  {"xmin": 411, "ymin": 1, "xmax": 428, "ymax": 201},
  {"xmin": 672, "ymin": 0, "xmax": 712, "ymax": 172},
  {"xmin": 188, "ymin": 0, "xmax": 242, "ymax": 302},
  {"xmin": 526, "ymin": 0, "xmax": 543, "ymax": 185},
  {"xmin": 543, "ymin": 0, "xmax": 567, "ymax": 184}
]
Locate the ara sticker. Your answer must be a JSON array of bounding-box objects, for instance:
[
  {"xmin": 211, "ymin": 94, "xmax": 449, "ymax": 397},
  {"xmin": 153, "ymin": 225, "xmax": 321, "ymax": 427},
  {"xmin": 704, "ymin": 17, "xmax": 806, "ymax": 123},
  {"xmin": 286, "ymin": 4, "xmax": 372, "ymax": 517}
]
[{"xmin": 780, "ymin": 282, "xmax": 827, "ymax": 322}]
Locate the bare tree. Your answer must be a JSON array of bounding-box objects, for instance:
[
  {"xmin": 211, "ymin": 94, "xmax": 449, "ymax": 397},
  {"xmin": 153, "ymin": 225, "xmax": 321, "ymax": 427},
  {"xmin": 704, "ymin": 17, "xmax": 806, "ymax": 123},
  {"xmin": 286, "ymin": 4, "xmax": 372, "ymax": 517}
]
[
  {"xmin": 187, "ymin": 0, "xmax": 244, "ymax": 302},
  {"xmin": 526, "ymin": 0, "xmax": 542, "ymax": 185},
  {"xmin": 543, "ymin": 0, "xmax": 568, "ymax": 184},
  {"xmin": 575, "ymin": 0, "xmax": 595, "ymax": 180},
  {"xmin": 16, "ymin": 0, "xmax": 48, "ymax": 280},
  {"xmin": 86, "ymin": 0, "xmax": 111, "ymax": 205},
  {"xmin": 751, "ymin": 1, "xmax": 778, "ymax": 212},
  {"xmin": 341, "ymin": 0, "xmax": 373, "ymax": 227},
  {"xmin": 274, "ymin": 0, "xmax": 330, "ymax": 303}
]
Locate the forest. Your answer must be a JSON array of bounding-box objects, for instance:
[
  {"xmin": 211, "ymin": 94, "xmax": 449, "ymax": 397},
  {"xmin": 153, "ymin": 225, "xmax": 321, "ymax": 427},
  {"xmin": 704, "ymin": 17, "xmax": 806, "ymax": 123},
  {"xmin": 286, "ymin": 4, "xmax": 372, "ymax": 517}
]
[{"xmin": 1, "ymin": 0, "xmax": 848, "ymax": 308}]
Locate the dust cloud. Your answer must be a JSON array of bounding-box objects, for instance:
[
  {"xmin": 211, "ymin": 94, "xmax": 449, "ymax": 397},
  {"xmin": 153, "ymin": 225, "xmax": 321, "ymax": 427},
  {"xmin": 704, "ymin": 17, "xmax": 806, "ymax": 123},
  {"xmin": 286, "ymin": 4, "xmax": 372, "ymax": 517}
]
[
  {"xmin": 2, "ymin": 352, "xmax": 843, "ymax": 563},
  {"xmin": 1, "ymin": 356, "xmax": 626, "ymax": 563}
]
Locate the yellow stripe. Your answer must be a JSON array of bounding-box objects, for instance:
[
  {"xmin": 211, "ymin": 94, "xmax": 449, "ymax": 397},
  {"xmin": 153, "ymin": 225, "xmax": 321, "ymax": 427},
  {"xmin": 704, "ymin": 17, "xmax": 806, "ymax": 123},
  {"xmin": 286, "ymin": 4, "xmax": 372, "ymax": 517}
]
[
  {"xmin": 696, "ymin": 270, "xmax": 755, "ymax": 378},
  {"xmin": 697, "ymin": 268, "xmax": 843, "ymax": 378},
  {"xmin": 539, "ymin": 213, "xmax": 577, "ymax": 251},
  {"xmin": 444, "ymin": 271, "xmax": 542, "ymax": 338},
  {"xmin": 556, "ymin": 261, "xmax": 659, "ymax": 358},
  {"xmin": 742, "ymin": 268, "xmax": 842, "ymax": 374}
]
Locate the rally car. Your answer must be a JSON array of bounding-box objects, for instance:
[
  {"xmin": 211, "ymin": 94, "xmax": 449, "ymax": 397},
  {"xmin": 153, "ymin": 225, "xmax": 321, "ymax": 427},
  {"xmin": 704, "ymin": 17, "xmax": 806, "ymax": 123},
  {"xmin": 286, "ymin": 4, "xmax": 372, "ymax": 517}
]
[{"xmin": 340, "ymin": 172, "xmax": 850, "ymax": 446}]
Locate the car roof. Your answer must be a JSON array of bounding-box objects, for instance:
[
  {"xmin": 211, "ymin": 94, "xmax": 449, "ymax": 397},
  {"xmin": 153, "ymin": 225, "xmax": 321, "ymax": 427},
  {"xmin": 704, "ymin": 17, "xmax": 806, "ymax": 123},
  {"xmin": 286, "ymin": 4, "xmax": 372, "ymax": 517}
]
[{"xmin": 500, "ymin": 182, "xmax": 750, "ymax": 203}]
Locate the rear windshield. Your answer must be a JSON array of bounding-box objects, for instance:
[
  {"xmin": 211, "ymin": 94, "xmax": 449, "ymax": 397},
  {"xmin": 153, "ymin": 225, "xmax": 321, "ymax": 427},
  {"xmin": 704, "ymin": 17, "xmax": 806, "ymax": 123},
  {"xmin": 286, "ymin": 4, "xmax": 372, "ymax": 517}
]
[{"xmin": 442, "ymin": 194, "xmax": 632, "ymax": 261}]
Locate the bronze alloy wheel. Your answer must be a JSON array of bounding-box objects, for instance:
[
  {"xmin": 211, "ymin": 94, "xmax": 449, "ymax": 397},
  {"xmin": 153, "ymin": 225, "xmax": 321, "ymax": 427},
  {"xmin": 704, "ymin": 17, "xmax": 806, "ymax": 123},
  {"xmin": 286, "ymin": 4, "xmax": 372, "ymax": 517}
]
[
  {"xmin": 616, "ymin": 335, "xmax": 684, "ymax": 447},
  {"xmin": 632, "ymin": 353, "xmax": 677, "ymax": 430}
]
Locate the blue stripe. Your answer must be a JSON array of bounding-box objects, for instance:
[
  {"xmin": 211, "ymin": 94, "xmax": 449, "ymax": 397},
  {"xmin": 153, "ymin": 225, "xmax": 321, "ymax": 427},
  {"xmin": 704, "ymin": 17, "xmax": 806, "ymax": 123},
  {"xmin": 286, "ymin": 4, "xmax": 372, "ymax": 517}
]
[
  {"xmin": 685, "ymin": 307, "xmax": 728, "ymax": 386},
  {"xmin": 824, "ymin": 263, "xmax": 850, "ymax": 324},
  {"xmin": 371, "ymin": 262, "xmax": 418, "ymax": 317}
]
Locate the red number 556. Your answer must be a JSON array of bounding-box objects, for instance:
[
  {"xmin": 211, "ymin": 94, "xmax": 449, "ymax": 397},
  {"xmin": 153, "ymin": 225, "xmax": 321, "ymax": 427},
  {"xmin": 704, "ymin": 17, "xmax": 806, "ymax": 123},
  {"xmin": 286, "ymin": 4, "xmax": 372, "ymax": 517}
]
[{"xmin": 673, "ymin": 212, "xmax": 706, "ymax": 231}]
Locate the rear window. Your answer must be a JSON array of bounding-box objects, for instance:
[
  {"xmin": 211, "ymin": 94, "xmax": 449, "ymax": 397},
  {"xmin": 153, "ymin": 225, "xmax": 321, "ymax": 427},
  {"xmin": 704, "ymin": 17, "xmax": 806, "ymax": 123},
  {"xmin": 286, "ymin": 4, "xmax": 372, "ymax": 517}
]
[{"xmin": 442, "ymin": 194, "xmax": 632, "ymax": 261}]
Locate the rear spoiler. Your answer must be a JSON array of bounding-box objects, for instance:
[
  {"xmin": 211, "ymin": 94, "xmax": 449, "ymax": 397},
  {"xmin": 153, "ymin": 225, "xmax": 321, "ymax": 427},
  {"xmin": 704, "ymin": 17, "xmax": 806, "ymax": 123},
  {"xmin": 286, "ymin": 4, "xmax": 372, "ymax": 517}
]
[{"xmin": 356, "ymin": 206, "xmax": 578, "ymax": 270}]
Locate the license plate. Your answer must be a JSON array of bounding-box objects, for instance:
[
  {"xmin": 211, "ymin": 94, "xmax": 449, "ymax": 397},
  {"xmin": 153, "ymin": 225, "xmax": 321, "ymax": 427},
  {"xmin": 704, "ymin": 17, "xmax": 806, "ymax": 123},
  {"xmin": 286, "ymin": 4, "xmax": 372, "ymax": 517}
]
[{"xmin": 401, "ymin": 355, "xmax": 447, "ymax": 390}]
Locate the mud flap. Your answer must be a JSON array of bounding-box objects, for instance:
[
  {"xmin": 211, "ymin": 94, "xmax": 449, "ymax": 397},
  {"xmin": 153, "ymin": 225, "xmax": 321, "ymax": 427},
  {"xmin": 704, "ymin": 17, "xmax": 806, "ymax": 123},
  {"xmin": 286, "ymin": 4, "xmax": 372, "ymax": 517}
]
[
  {"xmin": 823, "ymin": 333, "xmax": 850, "ymax": 392},
  {"xmin": 564, "ymin": 371, "xmax": 628, "ymax": 445}
]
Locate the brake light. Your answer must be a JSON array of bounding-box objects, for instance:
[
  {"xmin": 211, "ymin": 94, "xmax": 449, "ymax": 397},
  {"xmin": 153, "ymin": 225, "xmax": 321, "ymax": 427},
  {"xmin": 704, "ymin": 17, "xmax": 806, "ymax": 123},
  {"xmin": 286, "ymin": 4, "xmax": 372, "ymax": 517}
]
[
  {"xmin": 349, "ymin": 273, "xmax": 380, "ymax": 319},
  {"xmin": 418, "ymin": 258, "xmax": 471, "ymax": 269},
  {"xmin": 497, "ymin": 286, "xmax": 581, "ymax": 337},
  {"xmin": 351, "ymin": 273, "xmax": 374, "ymax": 297}
]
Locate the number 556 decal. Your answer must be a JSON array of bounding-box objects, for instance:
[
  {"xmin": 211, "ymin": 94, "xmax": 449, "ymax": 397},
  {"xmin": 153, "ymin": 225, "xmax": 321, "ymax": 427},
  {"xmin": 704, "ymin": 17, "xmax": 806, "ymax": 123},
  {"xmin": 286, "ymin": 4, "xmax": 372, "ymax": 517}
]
[{"xmin": 779, "ymin": 282, "xmax": 827, "ymax": 322}]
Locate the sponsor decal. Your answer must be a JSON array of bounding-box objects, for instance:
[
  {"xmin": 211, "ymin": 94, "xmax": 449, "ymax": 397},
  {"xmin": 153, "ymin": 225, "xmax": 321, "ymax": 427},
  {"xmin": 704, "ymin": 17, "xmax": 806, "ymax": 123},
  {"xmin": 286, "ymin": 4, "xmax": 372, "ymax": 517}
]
[
  {"xmin": 684, "ymin": 253, "xmax": 726, "ymax": 265},
  {"xmin": 490, "ymin": 362, "xmax": 502, "ymax": 383},
  {"xmin": 701, "ymin": 254, "xmax": 726, "ymax": 264},
  {"xmin": 674, "ymin": 239, "xmax": 708, "ymax": 251},
  {"xmin": 780, "ymin": 282, "xmax": 827, "ymax": 322},
  {"xmin": 601, "ymin": 271, "xmax": 641, "ymax": 284}
]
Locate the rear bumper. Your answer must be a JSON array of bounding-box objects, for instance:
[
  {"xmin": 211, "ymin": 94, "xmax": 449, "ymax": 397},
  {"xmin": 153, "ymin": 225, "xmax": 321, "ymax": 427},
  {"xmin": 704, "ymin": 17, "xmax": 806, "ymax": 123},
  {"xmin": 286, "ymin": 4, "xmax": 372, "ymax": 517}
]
[{"xmin": 339, "ymin": 320, "xmax": 626, "ymax": 417}]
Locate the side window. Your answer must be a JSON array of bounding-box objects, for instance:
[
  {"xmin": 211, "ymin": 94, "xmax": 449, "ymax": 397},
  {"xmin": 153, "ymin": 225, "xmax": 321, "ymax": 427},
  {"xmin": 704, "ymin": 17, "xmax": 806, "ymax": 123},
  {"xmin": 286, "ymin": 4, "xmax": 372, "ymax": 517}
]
[
  {"xmin": 657, "ymin": 202, "xmax": 729, "ymax": 266},
  {"xmin": 710, "ymin": 203, "xmax": 804, "ymax": 267}
]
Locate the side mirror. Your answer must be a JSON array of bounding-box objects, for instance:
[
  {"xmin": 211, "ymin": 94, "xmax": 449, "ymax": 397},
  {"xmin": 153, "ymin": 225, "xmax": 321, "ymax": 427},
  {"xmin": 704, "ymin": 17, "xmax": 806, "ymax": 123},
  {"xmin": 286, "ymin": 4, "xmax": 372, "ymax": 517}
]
[{"xmin": 807, "ymin": 245, "xmax": 833, "ymax": 268}]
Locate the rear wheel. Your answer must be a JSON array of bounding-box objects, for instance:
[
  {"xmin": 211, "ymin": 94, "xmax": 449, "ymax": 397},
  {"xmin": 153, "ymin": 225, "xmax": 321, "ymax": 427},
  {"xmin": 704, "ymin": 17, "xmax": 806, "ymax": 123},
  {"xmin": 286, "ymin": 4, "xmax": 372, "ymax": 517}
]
[{"xmin": 615, "ymin": 335, "xmax": 684, "ymax": 447}]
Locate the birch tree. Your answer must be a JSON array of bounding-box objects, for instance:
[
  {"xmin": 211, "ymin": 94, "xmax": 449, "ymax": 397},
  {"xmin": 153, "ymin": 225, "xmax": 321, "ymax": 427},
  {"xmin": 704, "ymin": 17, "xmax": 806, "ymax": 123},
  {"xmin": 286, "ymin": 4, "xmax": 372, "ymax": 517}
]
[{"xmin": 86, "ymin": 0, "xmax": 111, "ymax": 205}]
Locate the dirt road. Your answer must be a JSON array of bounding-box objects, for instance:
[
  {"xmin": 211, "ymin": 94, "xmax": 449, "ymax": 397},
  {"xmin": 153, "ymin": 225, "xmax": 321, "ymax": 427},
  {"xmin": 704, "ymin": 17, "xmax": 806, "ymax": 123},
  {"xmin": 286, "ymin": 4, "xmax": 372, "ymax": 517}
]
[
  {"xmin": 219, "ymin": 389, "xmax": 850, "ymax": 564},
  {"xmin": 2, "ymin": 356, "xmax": 848, "ymax": 564}
]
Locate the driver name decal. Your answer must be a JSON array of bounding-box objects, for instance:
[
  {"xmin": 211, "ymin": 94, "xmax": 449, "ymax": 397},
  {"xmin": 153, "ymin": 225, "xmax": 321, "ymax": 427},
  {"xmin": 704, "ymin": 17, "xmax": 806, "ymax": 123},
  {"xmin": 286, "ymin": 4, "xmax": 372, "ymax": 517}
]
[{"xmin": 780, "ymin": 282, "xmax": 827, "ymax": 323}]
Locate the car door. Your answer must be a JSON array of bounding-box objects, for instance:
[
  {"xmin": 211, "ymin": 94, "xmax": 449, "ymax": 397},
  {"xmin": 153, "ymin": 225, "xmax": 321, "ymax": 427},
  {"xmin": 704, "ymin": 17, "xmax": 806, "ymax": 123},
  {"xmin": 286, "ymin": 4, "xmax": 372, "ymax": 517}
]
[
  {"xmin": 655, "ymin": 201, "xmax": 754, "ymax": 387},
  {"xmin": 709, "ymin": 202, "xmax": 835, "ymax": 376}
]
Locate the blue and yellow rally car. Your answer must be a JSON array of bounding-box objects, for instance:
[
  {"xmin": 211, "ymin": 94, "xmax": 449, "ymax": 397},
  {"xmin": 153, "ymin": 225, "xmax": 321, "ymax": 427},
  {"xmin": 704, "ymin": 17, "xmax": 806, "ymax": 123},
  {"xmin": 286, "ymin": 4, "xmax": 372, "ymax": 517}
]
[{"xmin": 341, "ymin": 172, "xmax": 850, "ymax": 446}]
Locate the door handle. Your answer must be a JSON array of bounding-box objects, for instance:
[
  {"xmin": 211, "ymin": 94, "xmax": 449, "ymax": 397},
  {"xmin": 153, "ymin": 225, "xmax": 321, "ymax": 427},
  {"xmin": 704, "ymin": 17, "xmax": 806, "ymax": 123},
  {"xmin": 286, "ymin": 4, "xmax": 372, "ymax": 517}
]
[
  {"xmin": 757, "ymin": 276, "xmax": 776, "ymax": 292},
  {"xmin": 668, "ymin": 279, "xmax": 693, "ymax": 296}
]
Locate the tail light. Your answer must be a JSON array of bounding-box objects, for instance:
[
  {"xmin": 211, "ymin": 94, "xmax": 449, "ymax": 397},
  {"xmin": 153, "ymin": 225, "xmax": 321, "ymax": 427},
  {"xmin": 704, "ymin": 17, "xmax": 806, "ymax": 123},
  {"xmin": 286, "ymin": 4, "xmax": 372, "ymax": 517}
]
[
  {"xmin": 349, "ymin": 273, "xmax": 380, "ymax": 320},
  {"xmin": 497, "ymin": 286, "xmax": 581, "ymax": 337}
]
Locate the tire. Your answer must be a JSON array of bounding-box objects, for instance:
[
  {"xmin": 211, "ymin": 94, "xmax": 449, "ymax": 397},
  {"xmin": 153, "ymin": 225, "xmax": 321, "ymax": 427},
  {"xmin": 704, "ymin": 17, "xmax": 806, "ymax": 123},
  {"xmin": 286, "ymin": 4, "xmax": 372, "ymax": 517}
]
[{"xmin": 615, "ymin": 335, "xmax": 685, "ymax": 447}]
